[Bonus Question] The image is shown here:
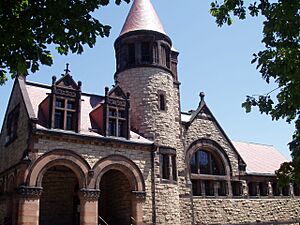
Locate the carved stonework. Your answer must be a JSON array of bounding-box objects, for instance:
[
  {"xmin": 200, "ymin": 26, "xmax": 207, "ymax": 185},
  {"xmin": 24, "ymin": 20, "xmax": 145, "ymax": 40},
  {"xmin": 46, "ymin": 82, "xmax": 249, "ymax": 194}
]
[
  {"xmin": 79, "ymin": 188, "xmax": 100, "ymax": 201},
  {"xmin": 18, "ymin": 186, "xmax": 43, "ymax": 199},
  {"xmin": 132, "ymin": 191, "xmax": 146, "ymax": 199}
]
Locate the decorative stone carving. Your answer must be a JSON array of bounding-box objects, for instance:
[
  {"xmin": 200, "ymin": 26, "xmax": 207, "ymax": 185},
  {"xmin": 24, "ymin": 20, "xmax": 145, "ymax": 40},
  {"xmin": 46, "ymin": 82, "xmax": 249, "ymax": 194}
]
[
  {"xmin": 132, "ymin": 191, "xmax": 146, "ymax": 199},
  {"xmin": 79, "ymin": 188, "xmax": 100, "ymax": 201},
  {"xmin": 18, "ymin": 186, "xmax": 43, "ymax": 198}
]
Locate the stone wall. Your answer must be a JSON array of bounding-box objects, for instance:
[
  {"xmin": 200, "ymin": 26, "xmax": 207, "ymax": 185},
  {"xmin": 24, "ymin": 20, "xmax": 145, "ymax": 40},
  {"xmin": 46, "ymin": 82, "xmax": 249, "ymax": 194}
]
[
  {"xmin": 34, "ymin": 137, "xmax": 154, "ymax": 224},
  {"xmin": 193, "ymin": 198, "xmax": 300, "ymax": 224}
]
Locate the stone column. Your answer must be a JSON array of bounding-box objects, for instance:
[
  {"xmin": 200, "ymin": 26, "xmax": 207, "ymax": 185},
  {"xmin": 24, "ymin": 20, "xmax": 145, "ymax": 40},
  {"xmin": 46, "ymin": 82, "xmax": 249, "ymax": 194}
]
[
  {"xmin": 227, "ymin": 180, "xmax": 233, "ymax": 197},
  {"xmin": 289, "ymin": 183, "xmax": 294, "ymax": 197},
  {"xmin": 256, "ymin": 182, "xmax": 260, "ymax": 196},
  {"xmin": 17, "ymin": 186, "xmax": 43, "ymax": 225},
  {"xmin": 268, "ymin": 181, "xmax": 273, "ymax": 196},
  {"xmin": 79, "ymin": 188, "xmax": 100, "ymax": 225},
  {"xmin": 241, "ymin": 180, "xmax": 248, "ymax": 197},
  {"xmin": 214, "ymin": 182, "xmax": 219, "ymax": 197},
  {"xmin": 200, "ymin": 181, "xmax": 206, "ymax": 196},
  {"xmin": 131, "ymin": 191, "xmax": 146, "ymax": 225}
]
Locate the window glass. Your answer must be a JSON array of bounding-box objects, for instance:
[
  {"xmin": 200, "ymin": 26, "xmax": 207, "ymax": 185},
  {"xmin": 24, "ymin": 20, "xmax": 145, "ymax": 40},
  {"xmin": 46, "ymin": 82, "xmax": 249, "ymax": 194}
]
[
  {"xmin": 66, "ymin": 112, "xmax": 74, "ymax": 130},
  {"xmin": 162, "ymin": 154, "xmax": 170, "ymax": 179},
  {"xmin": 128, "ymin": 44, "xmax": 135, "ymax": 65},
  {"xmin": 55, "ymin": 99, "xmax": 65, "ymax": 108},
  {"xmin": 153, "ymin": 43, "xmax": 159, "ymax": 64},
  {"xmin": 172, "ymin": 155, "xmax": 177, "ymax": 181},
  {"xmin": 141, "ymin": 42, "xmax": 150, "ymax": 63},
  {"xmin": 199, "ymin": 151, "xmax": 209, "ymax": 174},
  {"xmin": 67, "ymin": 100, "xmax": 75, "ymax": 110},
  {"xmin": 159, "ymin": 94, "xmax": 166, "ymax": 111},
  {"xmin": 54, "ymin": 110, "xmax": 64, "ymax": 129},
  {"xmin": 108, "ymin": 118, "xmax": 117, "ymax": 136}
]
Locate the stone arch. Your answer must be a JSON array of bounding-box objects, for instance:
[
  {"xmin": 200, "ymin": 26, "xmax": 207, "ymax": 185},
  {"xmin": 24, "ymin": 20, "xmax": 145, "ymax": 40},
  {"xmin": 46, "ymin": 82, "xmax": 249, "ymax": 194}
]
[
  {"xmin": 91, "ymin": 154, "xmax": 145, "ymax": 191},
  {"xmin": 27, "ymin": 149, "xmax": 91, "ymax": 188},
  {"xmin": 185, "ymin": 138, "xmax": 232, "ymax": 177}
]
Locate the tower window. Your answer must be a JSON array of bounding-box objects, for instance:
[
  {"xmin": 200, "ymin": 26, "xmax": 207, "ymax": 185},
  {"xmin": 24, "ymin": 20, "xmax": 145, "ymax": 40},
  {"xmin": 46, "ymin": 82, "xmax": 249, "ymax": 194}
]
[
  {"xmin": 159, "ymin": 94, "xmax": 166, "ymax": 111},
  {"xmin": 161, "ymin": 153, "xmax": 177, "ymax": 181},
  {"xmin": 128, "ymin": 43, "xmax": 135, "ymax": 65},
  {"xmin": 153, "ymin": 43, "xmax": 159, "ymax": 64},
  {"xmin": 141, "ymin": 42, "xmax": 151, "ymax": 63},
  {"xmin": 161, "ymin": 45, "xmax": 170, "ymax": 68},
  {"xmin": 54, "ymin": 98, "xmax": 76, "ymax": 131}
]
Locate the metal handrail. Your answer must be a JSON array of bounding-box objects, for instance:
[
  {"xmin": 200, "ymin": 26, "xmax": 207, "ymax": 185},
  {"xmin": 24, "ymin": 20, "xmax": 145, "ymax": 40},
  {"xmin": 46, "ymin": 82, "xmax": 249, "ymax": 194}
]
[
  {"xmin": 98, "ymin": 216, "xmax": 109, "ymax": 225},
  {"xmin": 130, "ymin": 216, "xmax": 137, "ymax": 225}
]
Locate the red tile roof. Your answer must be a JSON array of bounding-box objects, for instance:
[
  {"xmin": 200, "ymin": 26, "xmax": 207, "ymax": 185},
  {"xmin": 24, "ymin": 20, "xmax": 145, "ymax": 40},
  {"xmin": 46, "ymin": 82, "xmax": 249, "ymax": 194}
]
[
  {"xmin": 232, "ymin": 141, "xmax": 289, "ymax": 175},
  {"xmin": 120, "ymin": 0, "xmax": 166, "ymax": 36}
]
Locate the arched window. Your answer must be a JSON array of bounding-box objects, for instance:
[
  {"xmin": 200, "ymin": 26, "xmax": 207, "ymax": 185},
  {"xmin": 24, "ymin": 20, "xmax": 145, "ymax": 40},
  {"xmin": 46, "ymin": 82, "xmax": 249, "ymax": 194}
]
[
  {"xmin": 190, "ymin": 150, "xmax": 225, "ymax": 175},
  {"xmin": 190, "ymin": 149, "xmax": 228, "ymax": 197}
]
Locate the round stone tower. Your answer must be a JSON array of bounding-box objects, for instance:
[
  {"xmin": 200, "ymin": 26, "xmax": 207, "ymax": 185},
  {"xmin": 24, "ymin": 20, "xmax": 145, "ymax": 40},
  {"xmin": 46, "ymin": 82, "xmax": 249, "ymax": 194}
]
[{"xmin": 114, "ymin": 0, "xmax": 180, "ymax": 148}]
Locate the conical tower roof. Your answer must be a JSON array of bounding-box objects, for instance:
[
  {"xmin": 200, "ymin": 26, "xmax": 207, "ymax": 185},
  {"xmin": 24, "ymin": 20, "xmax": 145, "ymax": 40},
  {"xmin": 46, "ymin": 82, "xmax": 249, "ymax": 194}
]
[{"xmin": 119, "ymin": 0, "xmax": 166, "ymax": 36}]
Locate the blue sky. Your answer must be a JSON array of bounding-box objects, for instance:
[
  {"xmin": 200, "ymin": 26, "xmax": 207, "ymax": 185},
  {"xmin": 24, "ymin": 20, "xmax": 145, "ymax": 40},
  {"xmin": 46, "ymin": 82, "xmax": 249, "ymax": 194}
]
[{"xmin": 0, "ymin": 1, "xmax": 294, "ymax": 159}]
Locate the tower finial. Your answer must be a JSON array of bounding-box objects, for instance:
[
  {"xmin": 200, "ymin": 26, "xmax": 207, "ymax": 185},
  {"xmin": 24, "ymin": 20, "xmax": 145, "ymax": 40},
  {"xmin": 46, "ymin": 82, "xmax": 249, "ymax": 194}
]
[
  {"xmin": 64, "ymin": 63, "xmax": 71, "ymax": 75},
  {"xmin": 199, "ymin": 92, "xmax": 205, "ymax": 102}
]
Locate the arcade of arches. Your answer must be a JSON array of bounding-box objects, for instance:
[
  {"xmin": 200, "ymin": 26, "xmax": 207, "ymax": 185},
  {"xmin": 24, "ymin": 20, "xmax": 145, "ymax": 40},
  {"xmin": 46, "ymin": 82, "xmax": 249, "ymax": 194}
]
[{"xmin": 16, "ymin": 152, "xmax": 145, "ymax": 225}]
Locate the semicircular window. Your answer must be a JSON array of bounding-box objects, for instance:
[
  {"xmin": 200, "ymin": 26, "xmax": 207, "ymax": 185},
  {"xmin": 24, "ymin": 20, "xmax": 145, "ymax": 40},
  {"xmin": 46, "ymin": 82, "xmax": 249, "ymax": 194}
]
[{"xmin": 190, "ymin": 150, "xmax": 225, "ymax": 175}]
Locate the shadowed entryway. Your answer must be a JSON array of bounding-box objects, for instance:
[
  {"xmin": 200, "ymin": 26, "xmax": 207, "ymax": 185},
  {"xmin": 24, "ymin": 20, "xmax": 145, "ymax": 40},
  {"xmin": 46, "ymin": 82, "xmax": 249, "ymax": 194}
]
[
  {"xmin": 39, "ymin": 166, "xmax": 80, "ymax": 225},
  {"xmin": 99, "ymin": 169, "xmax": 132, "ymax": 225}
]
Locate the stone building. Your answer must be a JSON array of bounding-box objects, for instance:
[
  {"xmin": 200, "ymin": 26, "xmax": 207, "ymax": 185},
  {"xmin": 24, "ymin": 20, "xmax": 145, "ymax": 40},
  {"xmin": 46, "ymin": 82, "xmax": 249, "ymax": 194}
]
[{"xmin": 0, "ymin": 0, "xmax": 299, "ymax": 224}]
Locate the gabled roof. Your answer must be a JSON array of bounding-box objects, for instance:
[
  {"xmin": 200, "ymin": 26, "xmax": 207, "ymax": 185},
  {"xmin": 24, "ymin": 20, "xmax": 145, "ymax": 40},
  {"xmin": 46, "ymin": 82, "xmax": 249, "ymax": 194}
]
[
  {"xmin": 182, "ymin": 93, "xmax": 246, "ymax": 168},
  {"xmin": 232, "ymin": 141, "xmax": 289, "ymax": 175},
  {"xmin": 119, "ymin": 0, "xmax": 166, "ymax": 36}
]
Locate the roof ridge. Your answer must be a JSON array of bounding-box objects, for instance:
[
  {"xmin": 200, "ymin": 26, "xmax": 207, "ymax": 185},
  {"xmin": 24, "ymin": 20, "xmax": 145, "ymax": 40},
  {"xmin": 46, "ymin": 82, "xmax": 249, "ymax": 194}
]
[{"xmin": 232, "ymin": 140, "xmax": 274, "ymax": 147}]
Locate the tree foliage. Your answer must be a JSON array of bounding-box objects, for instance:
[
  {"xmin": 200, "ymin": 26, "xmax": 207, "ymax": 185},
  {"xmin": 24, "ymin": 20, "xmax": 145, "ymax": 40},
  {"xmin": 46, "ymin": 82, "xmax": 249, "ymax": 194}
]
[
  {"xmin": 0, "ymin": 0, "xmax": 129, "ymax": 85},
  {"xmin": 210, "ymin": 0, "xmax": 300, "ymax": 184}
]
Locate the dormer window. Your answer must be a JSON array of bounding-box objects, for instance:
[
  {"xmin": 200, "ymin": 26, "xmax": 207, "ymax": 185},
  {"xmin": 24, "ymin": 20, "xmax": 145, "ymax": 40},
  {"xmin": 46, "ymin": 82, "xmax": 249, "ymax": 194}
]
[
  {"xmin": 108, "ymin": 107, "xmax": 126, "ymax": 137},
  {"xmin": 49, "ymin": 66, "xmax": 82, "ymax": 132},
  {"xmin": 104, "ymin": 86, "xmax": 130, "ymax": 139},
  {"xmin": 54, "ymin": 98, "xmax": 76, "ymax": 130},
  {"xmin": 5, "ymin": 104, "xmax": 20, "ymax": 145}
]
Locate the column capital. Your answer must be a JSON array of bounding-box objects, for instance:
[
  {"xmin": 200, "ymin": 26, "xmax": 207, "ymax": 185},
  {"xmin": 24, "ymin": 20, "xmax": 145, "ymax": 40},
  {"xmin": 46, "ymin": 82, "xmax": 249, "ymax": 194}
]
[
  {"xmin": 132, "ymin": 191, "xmax": 146, "ymax": 199},
  {"xmin": 18, "ymin": 186, "xmax": 43, "ymax": 199},
  {"xmin": 79, "ymin": 188, "xmax": 100, "ymax": 201}
]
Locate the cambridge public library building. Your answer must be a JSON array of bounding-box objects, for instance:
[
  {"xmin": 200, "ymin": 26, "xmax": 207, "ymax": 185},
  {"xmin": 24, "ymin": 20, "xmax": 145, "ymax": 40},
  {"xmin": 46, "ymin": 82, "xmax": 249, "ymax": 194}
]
[{"xmin": 0, "ymin": 0, "xmax": 299, "ymax": 225}]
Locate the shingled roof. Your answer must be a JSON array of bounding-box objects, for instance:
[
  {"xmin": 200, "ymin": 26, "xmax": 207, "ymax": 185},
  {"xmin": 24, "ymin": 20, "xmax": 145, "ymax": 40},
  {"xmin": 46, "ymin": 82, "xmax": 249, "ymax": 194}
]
[
  {"xmin": 119, "ymin": 0, "xmax": 166, "ymax": 36},
  {"xmin": 232, "ymin": 141, "xmax": 289, "ymax": 175}
]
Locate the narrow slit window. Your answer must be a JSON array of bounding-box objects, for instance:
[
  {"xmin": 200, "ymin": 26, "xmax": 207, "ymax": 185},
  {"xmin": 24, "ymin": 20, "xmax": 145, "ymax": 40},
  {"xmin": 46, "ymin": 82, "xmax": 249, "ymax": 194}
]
[{"xmin": 159, "ymin": 94, "xmax": 166, "ymax": 111}]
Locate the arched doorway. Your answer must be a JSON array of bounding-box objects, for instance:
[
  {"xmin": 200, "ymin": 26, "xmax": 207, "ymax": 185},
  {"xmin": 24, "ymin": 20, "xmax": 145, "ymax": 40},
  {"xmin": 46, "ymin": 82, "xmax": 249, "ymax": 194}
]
[
  {"xmin": 39, "ymin": 165, "xmax": 80, "ymax": 225},
  {"xmin": 99, "ymin": 169, "xmax": 132, "ymax": 225}
]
